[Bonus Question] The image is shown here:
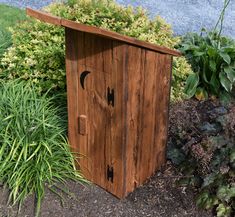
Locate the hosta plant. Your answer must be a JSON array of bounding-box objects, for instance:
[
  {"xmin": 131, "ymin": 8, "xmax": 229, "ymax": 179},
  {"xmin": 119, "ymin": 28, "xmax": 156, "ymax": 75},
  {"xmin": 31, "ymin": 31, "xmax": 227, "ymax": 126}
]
[
  {"xmin": 179, "ymin": 30, "xmax": 235, "ymax": 100},
  {"xmin": 179, "ymin": 0, "xmax": 234, "ymax": 100}
]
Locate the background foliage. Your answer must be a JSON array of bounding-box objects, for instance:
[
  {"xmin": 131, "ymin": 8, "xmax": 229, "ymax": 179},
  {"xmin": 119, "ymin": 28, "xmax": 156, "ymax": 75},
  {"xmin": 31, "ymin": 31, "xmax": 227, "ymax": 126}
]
[
  {"xmin": 178, "ymin": 0, "xmax": 235, "ymax": 101},
  {"xmin": 0, "ymin": 4, "xmax": 26, "ymax": 58},
  {"xmin": 179, "ymin": 30, "xmax": 235, "ymax": 100},
  {"xmin": 0, "ymin": 0, "xmax": 192, "ymax": 101}
]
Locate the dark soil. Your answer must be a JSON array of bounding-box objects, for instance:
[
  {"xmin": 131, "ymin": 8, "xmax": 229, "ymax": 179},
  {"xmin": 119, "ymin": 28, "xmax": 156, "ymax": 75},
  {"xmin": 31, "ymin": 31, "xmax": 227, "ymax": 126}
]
[
  {"xmin": 0, "ymin": 99, "xmax": 216, "ymax": 217},
  {"xmin": 0, "ymin": 164, "xmax": 211, "ymax": 217}
]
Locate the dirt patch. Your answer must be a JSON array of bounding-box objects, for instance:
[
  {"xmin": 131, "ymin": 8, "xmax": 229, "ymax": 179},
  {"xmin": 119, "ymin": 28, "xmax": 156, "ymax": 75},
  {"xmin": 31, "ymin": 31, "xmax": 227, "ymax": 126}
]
[
  {"xmin": 0, "ymin": 99, "xmax": 215, "ymax": 217},
  {"xmin": 0, "ymin": 165, "xmax": 212, "ymax": 217}
]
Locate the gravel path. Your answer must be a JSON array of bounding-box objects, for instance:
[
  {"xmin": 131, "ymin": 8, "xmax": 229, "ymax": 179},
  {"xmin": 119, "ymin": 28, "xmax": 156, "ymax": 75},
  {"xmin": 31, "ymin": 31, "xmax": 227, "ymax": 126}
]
[{"xmin": 0, "ymin": 0, "xmax": 234, "ymax": 37}]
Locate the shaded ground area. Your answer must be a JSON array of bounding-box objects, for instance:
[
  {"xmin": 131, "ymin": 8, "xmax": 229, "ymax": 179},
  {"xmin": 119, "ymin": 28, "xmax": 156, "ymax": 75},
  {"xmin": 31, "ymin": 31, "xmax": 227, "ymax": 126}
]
[
  {"xmin": 0, "ymin": 162, "xmax": 211, "ymax": 217},
  {"xmin": 0, "ymin": 0, "xmax": 234, "ymax": 38},
  {"xmin": 0, "ymin": 99, "xmax": 216, "ymax": 217}
]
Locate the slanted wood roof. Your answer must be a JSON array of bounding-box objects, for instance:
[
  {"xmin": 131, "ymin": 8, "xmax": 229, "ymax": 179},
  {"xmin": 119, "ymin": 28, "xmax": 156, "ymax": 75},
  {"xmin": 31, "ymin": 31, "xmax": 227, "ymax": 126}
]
[{"xmin": 26, "ymin": 8, "xmax": 181, "ymax": 56}]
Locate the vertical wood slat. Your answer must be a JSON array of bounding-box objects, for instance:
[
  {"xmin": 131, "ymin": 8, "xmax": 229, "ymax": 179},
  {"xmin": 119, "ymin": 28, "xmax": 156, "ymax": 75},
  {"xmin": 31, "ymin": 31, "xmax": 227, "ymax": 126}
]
[
  {"xmin": 102, "ymin": 38, "xmax": 113, "ymax": 192},
  {"xmin": 107, "ymin": 41, "xmax": 126, "ymax": 197},
  {"xmin": 153, "ymin": 54, "xmax": 172, "ymax": 168},
  {"xmin": 136, "ymin": 50, "xmax": 158, "ymax": 184},
  {"xmin": 124, "ymin": 45, "xmax": 143, "ymax": 194},
  {"xmin": 65, "ymin": 28, "xmax": 80, "ymax": 166},
  {"xmin": 84, "ymin": 33, "xmax": 107, "ymax": 187}
]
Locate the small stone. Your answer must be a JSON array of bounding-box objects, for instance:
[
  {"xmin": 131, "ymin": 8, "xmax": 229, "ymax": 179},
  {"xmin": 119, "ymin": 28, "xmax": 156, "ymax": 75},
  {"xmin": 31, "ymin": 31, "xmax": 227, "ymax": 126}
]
[
  {"xmin": 199, "ymin": 122, "xmax": 221, "ymax": 134},
  {"xmin": 213, "ymin": 107, "xmax": 228, "ymax": 115}
]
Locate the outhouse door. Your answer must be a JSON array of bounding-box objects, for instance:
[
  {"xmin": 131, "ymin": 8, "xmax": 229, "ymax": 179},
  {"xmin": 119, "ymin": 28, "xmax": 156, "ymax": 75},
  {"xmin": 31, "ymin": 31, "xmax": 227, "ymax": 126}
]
[{"xmin": 66, "ymin": 28, "xmax": 126, "ymax": 197}]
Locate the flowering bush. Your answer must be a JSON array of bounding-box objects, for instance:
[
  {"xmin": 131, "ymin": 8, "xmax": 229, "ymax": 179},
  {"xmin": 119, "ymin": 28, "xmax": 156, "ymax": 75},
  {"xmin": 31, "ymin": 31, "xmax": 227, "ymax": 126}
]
[{"xmin": 0, "ymin": 0, "xmax": 191, "ymax": 100}]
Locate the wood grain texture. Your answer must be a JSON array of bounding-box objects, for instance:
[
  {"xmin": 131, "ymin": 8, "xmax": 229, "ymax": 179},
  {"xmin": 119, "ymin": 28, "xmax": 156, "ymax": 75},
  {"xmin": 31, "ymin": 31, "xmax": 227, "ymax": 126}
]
[
  {"xmin": 54, "ymin": 18, "xmax": 173, "ymax": 198},
  {"xmin": 136, "ymin": 50, "xmax": 158, "ymax": 185},
  {"xmin": 66, "ymin": 31, "xmax": 126, "ymax": 197},
  {"xmin": 153, "ymin": 54, "xmax": 172, "ymax": 169},
  {"xmin": 26, "ymin": 8, "xmax": 62, "ymax": 26},
  {"xmin": 65, "ymin": 29, "xmax": 173, "ymax": 198},
  {"xmin": 26, "ymin": 8, "xmax": 181, "ymax": 56},
  {"xmin": 65, "ymin": 28, "xmax": 80, "ymax": 167},
  {"xmin": 124, "ymin": 45, "xmax": 143, "ymax": 194}
]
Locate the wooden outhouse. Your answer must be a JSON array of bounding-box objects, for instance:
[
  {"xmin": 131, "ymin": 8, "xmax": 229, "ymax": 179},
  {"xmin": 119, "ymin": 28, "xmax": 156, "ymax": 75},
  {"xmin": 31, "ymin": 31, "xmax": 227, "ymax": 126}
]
[{"xmin": 27, "ymin": 8, "xmax": 181, "ymax": 198}]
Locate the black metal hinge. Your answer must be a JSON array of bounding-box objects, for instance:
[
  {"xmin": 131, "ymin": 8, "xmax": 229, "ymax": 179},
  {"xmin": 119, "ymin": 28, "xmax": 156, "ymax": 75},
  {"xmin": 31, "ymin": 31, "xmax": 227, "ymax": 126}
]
[
  {"xmin": 107, "ymin": 165, "xmax": 114, "ymax": 183},
  {"xmin": 107, "ymin": 87, "xmax": 114, "ymax": 107}
]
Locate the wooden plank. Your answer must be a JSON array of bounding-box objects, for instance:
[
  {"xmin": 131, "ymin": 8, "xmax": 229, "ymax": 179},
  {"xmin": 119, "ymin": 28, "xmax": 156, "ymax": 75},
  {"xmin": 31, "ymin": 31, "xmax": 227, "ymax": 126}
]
[
  {"xmin": 152, "ymin": 54, "xmax": 172, "ymax": 171},
  {"xmin": 62, "ymin": 19, "xmax": 181, "ymax": 56},
  {"xmin": 26, "ymin": 8, "xmax": 61, "ymax": 26},
  {"xmin": 65, "ymin": 28, "xmax": 81, "ymax": 168},
  {"xmin": 26, "ymin": 8, "xmax": 181, "ymax": 56},
  {"xmin": 106, "ymin": 41, "xmax": 126, "ymax": 198},
  {"xmin": 124, "ymin": 45, "xmax": 143, "ymax": 194},
  {"xmin": 136, "ymin": 50, "xmax": 158, "ymax": 184},
  {"xmin": 71, "ymin": 31, "xmax": 91, "ymax": 179},
  {"xmin": 83, "ymin": 34, "xmax": 107, "ymax": 187},
  {"xmin": 102, "ymin": 38, "xmax": 113, "ymax": 193}
]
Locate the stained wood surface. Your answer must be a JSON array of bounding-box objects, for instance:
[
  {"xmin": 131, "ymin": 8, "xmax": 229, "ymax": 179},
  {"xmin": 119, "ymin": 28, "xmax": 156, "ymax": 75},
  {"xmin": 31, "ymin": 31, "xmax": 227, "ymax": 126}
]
[
  {"xmin": 37, "ymin": 5, "xmax": 174, "ymax": 198},
  {"xmin": 26, "ymin": 7, "xmax": 61, "ymax": 26},
  {"xmin": 65, "ymin": 29, "xmax": 126, "ymax": 197},
  {"xmin": 26, "ymin": 8, "xmax": 181, "ymax": 56},
  {"xmin": 123, "ymin": 48, "xmax": 172, "ymax": 196}
]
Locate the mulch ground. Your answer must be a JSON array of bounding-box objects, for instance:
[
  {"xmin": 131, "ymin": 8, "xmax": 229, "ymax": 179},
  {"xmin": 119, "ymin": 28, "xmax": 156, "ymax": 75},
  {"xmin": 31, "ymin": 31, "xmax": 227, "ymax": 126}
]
[{"xmin": 0, "ymin": 99, "xmax": 214, "ymax": 217}]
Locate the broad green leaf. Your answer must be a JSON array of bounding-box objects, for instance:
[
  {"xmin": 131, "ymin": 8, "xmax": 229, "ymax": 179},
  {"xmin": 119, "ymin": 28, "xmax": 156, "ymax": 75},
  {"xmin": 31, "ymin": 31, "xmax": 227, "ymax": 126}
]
[
  {"xmin": 207, "ymin": 47, "xmax": 217, "ymax": 58},
  {"xmin": 196, "ymin": 192, "xmax": 210, "ymax": 208},
  {"xmin": 195, "ymin": 87, "xmax": 208, "ymax": 100},
  {"xmin": 217, "ymin": 186, "xmax": 228, "ymax": 201},
  {"xmin": 196, "ymin": 192, "xmax": 216, "ymax": 210},
  {"xmin": 209, "ymin": 60, "xmax": 217, "ymax": 72},
  {"xmin": 219, "ymin": 72, "xmax": 233, "ymax": 92},
  {"xmin": 202, "ymin": 173, "xmax": 218, "ymax": 188},
  {"xmin": 224, "ymin": 66, "xmax": 235, "ymax": 83},
  {"xmin": 219, "ymin": 91, "xmax": 232, "ymax": 105},
  {"xmin": 217, "ymin": 185, "xmax": 235, "ymax": 202},
  {"xmin": 219, "ymin": 52, "xmax": 231, "ymax": 64},
  {"xmin": 167, "ymin": 148, "xmax": 185, "ymax": 165},
  {"xmin": 230, "ymin": 150, "xmax": 235, "ymax": 163},
  {"xmin": 194, "ymin": 51, "xmax": 205, "ymax": 57},
  {"xmin": 202, "ymin": 59, "xmax": 210, "ymax": 84},
  {"xmin": 210, "ymin": 71, "xmax": 220, "ymax": 94},
  {"xmin": 185, "ymin": 73, "xmax": 199, "ymax": 98},
  {"xmin": 216, "ymin": 203, "xmax": 231, "ymax": 217},
  {"xmin": 221, "ymin": 47, "xmax": 235, "ymax": 53}
]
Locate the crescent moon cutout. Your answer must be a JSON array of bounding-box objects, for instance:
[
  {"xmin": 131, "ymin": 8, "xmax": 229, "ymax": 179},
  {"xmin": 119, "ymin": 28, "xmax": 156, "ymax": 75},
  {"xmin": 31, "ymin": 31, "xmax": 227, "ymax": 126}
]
[{"xmin": 80, "ymin": 71, "xmax": 91, "ymax": 89}]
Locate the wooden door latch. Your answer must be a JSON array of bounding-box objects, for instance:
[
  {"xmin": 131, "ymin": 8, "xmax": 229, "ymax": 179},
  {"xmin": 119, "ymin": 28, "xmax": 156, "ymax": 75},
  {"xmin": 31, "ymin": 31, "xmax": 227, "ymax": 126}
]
[{"xmin": 78, "ymin": 115, "xmax": 87, "ymax": 135}]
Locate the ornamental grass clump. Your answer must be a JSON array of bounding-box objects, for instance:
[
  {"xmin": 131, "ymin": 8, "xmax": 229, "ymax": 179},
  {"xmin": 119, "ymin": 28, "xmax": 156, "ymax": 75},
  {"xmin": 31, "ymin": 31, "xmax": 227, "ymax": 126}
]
[{"xmin": 0, "ymin": 80, "xmax": 85, "ymax": 216}]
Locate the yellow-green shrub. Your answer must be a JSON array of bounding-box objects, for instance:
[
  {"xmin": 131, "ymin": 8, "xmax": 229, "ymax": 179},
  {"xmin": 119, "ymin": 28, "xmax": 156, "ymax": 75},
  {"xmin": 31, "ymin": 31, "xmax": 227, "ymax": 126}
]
[{"xmin": 0, "ymin": 0, "xmax": 192, "ymax": 100}]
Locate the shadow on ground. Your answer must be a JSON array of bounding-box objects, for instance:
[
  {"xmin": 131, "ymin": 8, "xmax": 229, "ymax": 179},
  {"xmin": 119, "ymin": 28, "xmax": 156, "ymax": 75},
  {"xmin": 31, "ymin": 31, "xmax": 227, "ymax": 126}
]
[{"xmin": 0, "ymin": 162, "xmax": 212, "ymax": 217}]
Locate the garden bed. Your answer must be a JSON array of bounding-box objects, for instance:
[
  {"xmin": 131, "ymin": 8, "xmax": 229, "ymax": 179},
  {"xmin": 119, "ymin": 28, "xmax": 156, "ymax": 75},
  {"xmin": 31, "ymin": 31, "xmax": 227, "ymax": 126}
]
[
  {"xmin": 0, "ymin": 99, "xmax": 216, "ymax": 217},
  {"xmin": 0, "ymin": 164, "xmax": 211, "ymax": 217}
]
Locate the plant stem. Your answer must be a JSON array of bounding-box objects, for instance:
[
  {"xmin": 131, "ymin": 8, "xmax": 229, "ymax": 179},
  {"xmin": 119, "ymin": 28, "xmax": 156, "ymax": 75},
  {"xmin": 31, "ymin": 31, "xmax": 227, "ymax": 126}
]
[{"xmin": 213, "ymin": 0, "xmax": 231, "ymax": 41}]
